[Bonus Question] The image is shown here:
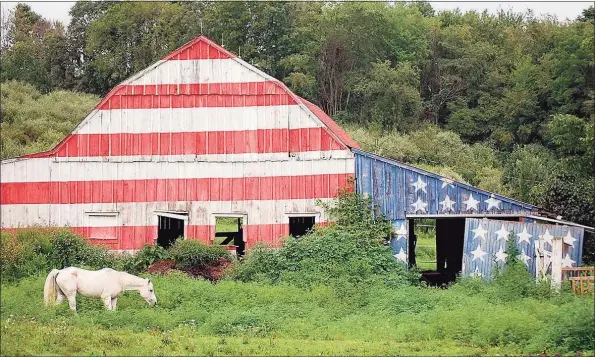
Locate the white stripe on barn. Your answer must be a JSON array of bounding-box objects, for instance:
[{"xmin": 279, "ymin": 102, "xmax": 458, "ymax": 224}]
[
  {"xmin": 127, "ymin": 59, "xmax": 267, "ymax": 85},
  {"xmin": 0, "ymin": 198, "xmax": 332, "ymax": 228},
  {"xmin": 0, "ymin": 154, "xmax": 354, "ymax": 182},
  {"xmin": 77, "ymin": 106, "xmax": 318, "ymax": 134}
]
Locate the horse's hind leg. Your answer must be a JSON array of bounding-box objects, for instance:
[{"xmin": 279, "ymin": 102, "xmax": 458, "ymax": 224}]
[{"xmin": 56, "ymin": 290, "xmax": 65, "ymax": 305}]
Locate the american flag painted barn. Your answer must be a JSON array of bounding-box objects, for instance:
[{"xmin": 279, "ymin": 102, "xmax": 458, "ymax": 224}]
[
  {"xmin": 0, "ymin": 36, "xmax": 359, "ymax": 253},
  {"xmin": 0, "ymin": 36, "xmax": 591, "ymax": 280}
]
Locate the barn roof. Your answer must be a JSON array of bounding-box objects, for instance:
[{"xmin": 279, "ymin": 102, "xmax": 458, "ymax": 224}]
[{"xmin": 2, "ymin": 35, "xmax": 359, "ymax": 163}]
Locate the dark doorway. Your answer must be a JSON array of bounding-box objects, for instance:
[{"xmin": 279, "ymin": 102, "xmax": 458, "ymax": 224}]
[
  {"xmin": 157, "ymin": 216, "xmax": 184, "ymax": 248},
  {"xmin": 215, "ymin": 217, "xmax": 245, "ymax": 257},
  {"xmin": 289, "ymin": 216, "xmax": 315, "ymax": 238},
  {"xmin": 435, "ymin": 218, "xmax": 465, "ymax": 278}
]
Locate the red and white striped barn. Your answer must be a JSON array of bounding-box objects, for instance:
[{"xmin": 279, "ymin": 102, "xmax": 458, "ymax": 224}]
[{"xmin": 0, "ymin": 36, "xmax": 360, "ymax": 253}]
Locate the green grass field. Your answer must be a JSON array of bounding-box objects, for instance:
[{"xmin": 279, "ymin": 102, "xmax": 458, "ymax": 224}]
[
  {"xmin": 2, "ymin": 272, "xmax": 593, "ymax": 356},
  {"xmin": 414, "ymin": 223, "xmax": 437, "ymax": 271}
]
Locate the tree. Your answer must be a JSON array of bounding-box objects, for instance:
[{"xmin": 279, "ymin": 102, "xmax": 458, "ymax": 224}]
[
  {"xmin": 540, "ymin": 173, "xmax": 595, "ymax": 265},
  {"xmin": 84, "ymin": 2, "xmax": 202, "ymax": 94},
  {"xmin": 0, "ymin": 4, "xmax": 68, "ymax": 93},
  {"xmin": 350, "ymin": 60, "xmax": 421, "ymax": 130}
]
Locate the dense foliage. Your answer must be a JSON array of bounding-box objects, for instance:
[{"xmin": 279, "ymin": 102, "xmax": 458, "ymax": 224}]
[
  {"xmin": 1, "ymin": 2, "xmax": 593, "ymax": 262},
  {"xmin": 169, "ymin": 240, "xmax": 230, "ymax": 269},
  {"xmin": 0, "ymin": 229, "xmax": 120, "ymax": 282},
  {"xmin": 0, "ymin": 191, "xmax": 593, "ymax": 355}
]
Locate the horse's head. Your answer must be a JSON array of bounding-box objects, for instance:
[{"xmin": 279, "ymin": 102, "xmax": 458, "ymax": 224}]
[{"xmin": 139, "ymin": 279, "xmax": 157, "ymax": 306}]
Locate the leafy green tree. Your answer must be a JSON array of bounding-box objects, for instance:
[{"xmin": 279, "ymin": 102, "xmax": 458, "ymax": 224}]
[
  {"xmin": 349, "ymin": 60, "xmax": 421, "ymax": 130},
  {"xmin": 84, "ymin": 2, "xmax": 202, "ymax": 94},
  {"xmin": 540, "ymin": 173, "xmax": 594, "ymax": 264},
  {"xmin": 503, "ymin": 144, "xmax": 557, "ymax": 204}
]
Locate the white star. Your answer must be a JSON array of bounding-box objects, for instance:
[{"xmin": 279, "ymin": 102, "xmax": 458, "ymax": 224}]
[
  {"xmin": 441, "ymin": 178, "xmax": 454, "ymax": 189},
  {"xmin": 563, "ymin": 231, "xmax": 576, "ymax": 247},
  {"xmin": 439, "ymin": 195, "xmax": 456, "ymax": 212},
  {"xmin": 471, "ymin": 224, "xmax": 488, "ymax": 241},
  {"xmin": 472, "ymin": 267, "xmax": 484, "ymax": 278},
  {"xmin": 494, "ymin": 224, "xmax": 510, "ymax": 242},
  {"xmin": 412, "ymin": 176, "xmax": 427, "ymax": 193},
  {"xmin": 395, "ymin": 224, "xmax": 407, "ymax": 241},
  {"xmin": 411, "ymin": 197, "xmax": 428, "ymax": 213},
  {"xmin": 393, "ymin": 248, "xmax": 407, "ymax": 262},
  {"xmin": 517, "ymin": 249, "xmax": 531, "ymax": 266},
  {"xmin": 463, "ymin": 193, "xmax": 479, "ymax": 211},
  {"xmin": 538, "ymin": 229, "xmax": 554, "ymax": 246},
  {"xmin": 471, "ymin": 245, "xmax": 487, "ymax": 261},
  {"xmin": 561, "ymin": 253, "xmax": 575, "ymax": 268},
  {"xmin": 495, "ymin": 247, "xmax": 508, "ymax": 263},
  {"xmin": 517, "ymin": 227, "xmax": 532, "ymax": 245},
  {"xmin": 484, "ymin": 194, "xmax": 501, "ymax": 210}
]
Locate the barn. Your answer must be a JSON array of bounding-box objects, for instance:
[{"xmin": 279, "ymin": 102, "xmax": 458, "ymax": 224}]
[{"xmin": 1, "ymin": 36, "xmax": 591, "ymax": 280}]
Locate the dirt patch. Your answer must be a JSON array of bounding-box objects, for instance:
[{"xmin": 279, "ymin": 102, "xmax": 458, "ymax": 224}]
[
  {"xmin": 146, "ymin": 258, "xmax": 231, "ymax": 282},
  {"xmin": 146, "ymin": 259, "xmax": 176, "ymax": 275}
]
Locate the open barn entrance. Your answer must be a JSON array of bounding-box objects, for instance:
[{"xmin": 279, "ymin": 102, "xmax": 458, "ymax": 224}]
[
  {"xmin": 157, "ymin": 215, "xmax": 185, "ymax": 249},
  {"xmin": 407, "ymin": 218, "xmax": 466, "ymax": 286},
  {"xmin": 215, "ymin": 217, "xmax": 245, "ymax": 257}
]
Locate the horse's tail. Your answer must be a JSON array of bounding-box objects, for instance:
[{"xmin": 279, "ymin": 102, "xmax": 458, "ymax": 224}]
[{"xmin": 43, "ymin": 269, "xmax": 60, "ymax": 306}]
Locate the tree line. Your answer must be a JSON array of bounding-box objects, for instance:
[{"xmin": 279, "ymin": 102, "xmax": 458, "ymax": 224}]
[{"xmin": 1, "ymin": 1, "xmax": 593, "ymax": 261}]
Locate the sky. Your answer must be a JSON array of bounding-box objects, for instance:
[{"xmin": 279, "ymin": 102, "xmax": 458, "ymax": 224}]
[{"xmin": 0, "ymin": 0, "xmax": 592, "ymax": 26}]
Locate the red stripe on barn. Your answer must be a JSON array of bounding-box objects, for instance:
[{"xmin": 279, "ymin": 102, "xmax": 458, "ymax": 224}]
[
  {"xmin": 96, "ymin": 93, "xmax": 296, "ymax": 110},
  {"xmin": 53, "ymin": 128, "xmax": 343, "ymax": 157},
  {"xmin": 105, "ymin": 82, "xmax": 288, "ymax": 98},
  {"xmin": 0, "ymin": 174, "xmax": 352, "ymax": 204},
  {"xmin": 162, "ymin": 36, "xmax": 236, "ymax": 61}
]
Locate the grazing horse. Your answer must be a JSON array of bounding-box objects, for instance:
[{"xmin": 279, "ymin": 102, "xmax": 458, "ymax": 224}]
[{"xmin": 43, "ymin": 267, "xmax": 157, "ymax": 311}]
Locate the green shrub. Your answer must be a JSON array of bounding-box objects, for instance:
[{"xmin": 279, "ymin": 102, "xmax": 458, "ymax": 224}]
[
  {"xmin": 169, "ymin": 240, "xmax": 230, "ymax": 269},
  {"xmin": 123, "ymin": 244, "xmax": 170, "ymax": 274},
  {"xmin": 228, "ymin": 190, "xmax": 417, "ymax": 289},
  {"xmin": 1, "ymin": 229, "xmax": 126, "ymax": 282},
  {"xmin": 49, "ymin": 231, "xmax": 111, "ymax": 269}
]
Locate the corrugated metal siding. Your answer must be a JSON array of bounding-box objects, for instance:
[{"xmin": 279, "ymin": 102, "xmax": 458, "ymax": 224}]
[
  {"xmin": 463, "ymin": 218, "xmax": 584, "ymax": 279},
  {"xmin": 0, "ymin": 36, "xmax": 357, "ymax": 250},
  {"xmin": 354, "ymin": 149, "xmax": 537, "ymax": 221}
]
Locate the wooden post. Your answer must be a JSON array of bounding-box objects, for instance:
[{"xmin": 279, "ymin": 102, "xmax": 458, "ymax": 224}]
[{"xmin": 551, "ymin": 237, "xmax": 563, "ymax": 291}]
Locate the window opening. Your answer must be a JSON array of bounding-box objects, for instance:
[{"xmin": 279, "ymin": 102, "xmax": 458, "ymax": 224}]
[
  {"xmin": 289, "ymin": 216, "xmax": 315, "ymax": 238},
  {"xmin": 215, "ymin": 217, "xmax": 245, "ymax": 257}
]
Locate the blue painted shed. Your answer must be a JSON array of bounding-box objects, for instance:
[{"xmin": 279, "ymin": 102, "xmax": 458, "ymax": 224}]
[{"xmin": 352, "ymin": 149, "xmax": 592, "ymax": 282}]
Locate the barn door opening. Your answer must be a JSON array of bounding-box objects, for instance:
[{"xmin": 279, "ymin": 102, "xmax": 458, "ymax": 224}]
[
  {"xmin": 156, "ymin": 211, "xmax": 187, "ymax": 249},
  {"xmin": 215, "ymin": 217, "xmax": 245, "ymax": 257},
  {"xmin": 408, "ymin": 218, "xmax": 465, "ymax": 286},
  {"xmin": 289, "ymin": 216, "xmax": 315, "ymax": 238}
]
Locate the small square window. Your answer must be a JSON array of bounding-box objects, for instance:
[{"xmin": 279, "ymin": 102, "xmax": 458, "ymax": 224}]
[{"xmin": 87, "ymin": 213, "xmax": 119, "ymax": 240}]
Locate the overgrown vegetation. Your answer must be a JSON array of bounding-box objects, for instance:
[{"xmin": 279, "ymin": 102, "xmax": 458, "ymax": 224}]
[
  {"xmin": 228, "ymin": 187, "xmax": 416, "ymax": 291},
  {"xmin": 1, "ymin": 191, "xmax": 594, "ymax": 355},
  {"xmin": 0, "ymin": 229, "xmax": 120, "ymax": 283},
  {"xmin": 169, "ymin": 240, "xmax": 230, "ymax": 269}
]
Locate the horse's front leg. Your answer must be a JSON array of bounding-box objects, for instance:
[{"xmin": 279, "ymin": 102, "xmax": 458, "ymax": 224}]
[
  {"xmin": 66, "ymin": 294, "xmax": 77, "ymax": 312},
  {"xmin": 102, "ymin": 296, "xmax": 113, "ymax": 311},
  {"xmin": 111, "ymin": 297, "xmax": 118, "ymax": 311}
]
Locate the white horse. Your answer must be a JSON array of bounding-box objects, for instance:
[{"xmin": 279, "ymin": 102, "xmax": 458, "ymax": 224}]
[{"xmin": 43, "ymin": 267, "xmax": 157, "ymax": 311}]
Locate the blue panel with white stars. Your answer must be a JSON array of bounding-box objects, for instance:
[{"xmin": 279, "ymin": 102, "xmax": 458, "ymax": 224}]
[
  {"xmin": 389, "ymin": 219, "xmax": 408, "ymax": 264},
  {"xmin": 463, "ymin": 218, "xmax": 584, "ymax": 280},
  {"xmin": 354, "ymin": 149, "xmax": 537, "ymax": 220}
]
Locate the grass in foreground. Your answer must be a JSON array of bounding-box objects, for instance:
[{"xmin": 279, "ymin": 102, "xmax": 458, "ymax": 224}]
[{"xmin": 1, "ymin": 272, "xmax": 593, "ymax": 356}]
